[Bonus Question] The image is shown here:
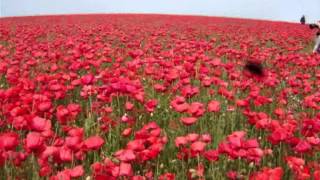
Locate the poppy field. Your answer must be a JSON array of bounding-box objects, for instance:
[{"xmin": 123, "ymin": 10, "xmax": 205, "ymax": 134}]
[{"xmin": 1, "ymin": 14, "xmax": 320, "ymax": 179}]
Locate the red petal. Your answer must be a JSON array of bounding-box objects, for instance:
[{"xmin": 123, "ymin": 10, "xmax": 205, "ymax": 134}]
[
  {"xmin": 180, "ymin": 117, "xmax": 198, "ymax": 126},
  {"xmin": 208, "ymin": 100, "xmax": 220, "ymax": 112},
  {"xmin": 83, "ymin": 136, "xmax": 104, "ymax": 150}
]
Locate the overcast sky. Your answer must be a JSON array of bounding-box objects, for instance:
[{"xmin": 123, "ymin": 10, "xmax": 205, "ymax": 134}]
[{"xmin": 1, "ymin": 0, "xmax": 320, "ymax": 22}]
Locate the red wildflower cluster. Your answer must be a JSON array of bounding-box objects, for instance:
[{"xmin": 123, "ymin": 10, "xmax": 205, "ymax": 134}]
[
  {"xmin": 218, "ymin": 131, "xmax": 268, "ymax": 164},
  {"xmin": 249, "ymin": 167, "xmax": 283, "ymax": 180},
  {"xmin": 175, "ymin": 133, "xmax": 214, "ymax": 160},
  {"xmin": 92, "ymin": 122, "xmax": 167, "ymax": 179}
]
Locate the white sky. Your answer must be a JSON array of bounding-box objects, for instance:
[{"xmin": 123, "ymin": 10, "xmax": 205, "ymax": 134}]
[{"xmin": 1, "ymin": 0, "xmax": 320, "ymax": 22}]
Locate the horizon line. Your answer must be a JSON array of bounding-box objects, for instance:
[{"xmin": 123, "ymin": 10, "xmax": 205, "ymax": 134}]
[{"xmin": 0, "ymin": 12, "xmax": 299, "ymax": 23}]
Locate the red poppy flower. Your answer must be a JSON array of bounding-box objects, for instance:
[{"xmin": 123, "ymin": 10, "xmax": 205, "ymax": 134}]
[
  {"xmin": 114, "ymin": 149, "xmax": 136, "ymax": 162},
  {"xmin": 170, "ymin": 96, "xmax": 189, "ymax": 113},
  {"xmin": 83, "ymin": 136, "xmax": 105, "ymax": 151},
  {"xmin": 204, "ymin": 149, "xmax": 219, "ymax": 161},
  {"xmin": 26, "ymin": 132, "xmax": 44, "ymax": 151},
  {"xmin": 69, "ymin": 165, "xmax": 84, "ymax": 178},
  {"xmin": 119, "ymin": 162, "xmax": 133, "ymax": 177},
  {"xmin": 125, "ymin": 102, "xmax": 134, "ymax": 111},
  {"xmin": 207, "ymin": 100, "xmax": 221, "ymax": 112},
  {"xmin": 144, "ymin": 99, "xmax": 158, "ymax": 112},
  {"xmin": 0, "ymin": 132, "xmax": 19, "ymax": 150},
  {"xmin": 190, "ymin": 141, "xmax": 206, "ymax": 154},
  {"xmin": 29, "ymin": 116, "xmax": 51, "ymax": 132},
  {"xmin": 180, "ymin": 117, "xmax": 198, "ymax": 126},
  {"xmin": 175, "ymin": 136, "xmax": 188, "ymax": 147}
]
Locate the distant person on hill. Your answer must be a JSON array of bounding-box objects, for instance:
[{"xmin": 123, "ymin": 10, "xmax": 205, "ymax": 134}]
[
  {"xmin": 302, "ymin": 17, "xmax": 320, "ymax": 54},
  {"xmin": 300, "ymin": 15, "xmax": 306, "ymax": 25},
  {"xmin": 313, "ymin": 31, "xmax": 320, "ymax": 54}
]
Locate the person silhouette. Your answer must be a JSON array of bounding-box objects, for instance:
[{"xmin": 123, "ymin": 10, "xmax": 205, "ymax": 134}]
[
  {"xmin": 313, "ymin": 31, "xmax": 320, "ymax": 54},
  {"xmin": 300, "ymin": 15, "xmax": 306, "ymax": 25}
]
